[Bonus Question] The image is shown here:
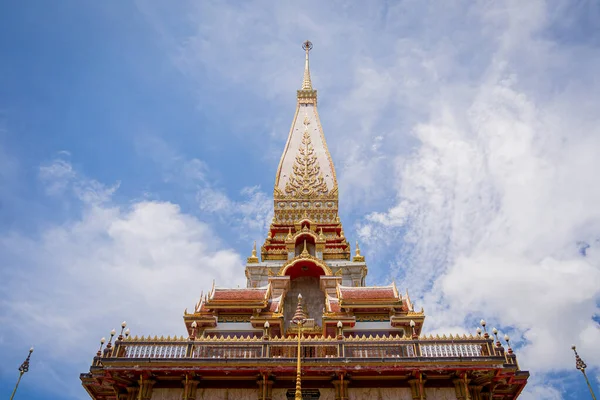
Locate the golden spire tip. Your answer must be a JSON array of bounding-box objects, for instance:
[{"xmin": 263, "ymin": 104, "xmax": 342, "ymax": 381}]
[{"xmin": 301, "ymin": 40, "xmax": 313, "ymax": 90}]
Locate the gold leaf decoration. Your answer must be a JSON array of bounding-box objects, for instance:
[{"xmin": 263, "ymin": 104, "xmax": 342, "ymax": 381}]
[{"xmin": 284, "ymin": 118, "xmax": 329, "ymax": 198}]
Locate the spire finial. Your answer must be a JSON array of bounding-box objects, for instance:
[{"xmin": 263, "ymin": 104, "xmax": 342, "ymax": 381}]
[
  {"xmin": 292, "ymin": 293, "xmax": 308, "ymax": 324},
  {"xmin": 301, "ymin": 240, "xmax": 309, "ymax": 256},
  {"xmin": 353, "ymin": 240, "xmax": 365, "ymax": 262},
  {"xmin": 247, "ymin": 241, "xmax": 259, "ymax": 263},
  {"xmin": 301, "ymin": 40, "xmax": 313, "ymax": 90}
]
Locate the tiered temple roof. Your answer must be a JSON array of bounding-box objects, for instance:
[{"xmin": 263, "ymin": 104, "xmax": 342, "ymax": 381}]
[{"xmin": 81, "ymin": 41, "xmax": 528, "ymax": 400}]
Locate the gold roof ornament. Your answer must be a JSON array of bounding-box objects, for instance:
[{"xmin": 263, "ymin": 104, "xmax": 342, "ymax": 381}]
[
  {"xmin": 274, "ymin": 40, "xmax": 337, "ymax": 201},
  {"xmin": 247, "ymin": 241, "xmax": 259, "ymax": 263},
  {"xmin": 292, "ymin": 293, "xmax": 308, "ymax": 323},
  {"xmin": 284, "ymin": 121, "xmax": 329, "ymax": 198},
  {"xmin": 301, "ymin": 240, "xmax": 309, "ymax": 257},
  {"xmin": 301, "ymin": 40, "xmax": 313, "ymax": 90},
  {"xmin": 353, "ymin": 241, "xmax": 365, "ymax": 262}
]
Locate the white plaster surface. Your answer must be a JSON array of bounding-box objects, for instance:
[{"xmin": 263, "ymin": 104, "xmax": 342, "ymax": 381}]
[
  {"xmin": 151, "ymin": 386, "xmax": 456, "ymax": 399},
  {"xmin": 346, "ymin": 321, "xmax": 393, "ymax": 330},
  {"xmin": 276, "ymin": 103, "xmax": 336, "ymax": 193},
  {"xmin": 425, "ymin": 387, "xmax": 458, "ymax": 400},
  {"xmin": 348, "ymin": 387, "xmax": 412, "ymax": 400},
  {"xmin": 151, "ymin": 388, "xmax": 182, "ymax": 400},
  {"xmin": 195, "ymin": 388, "xmax": 258, "ymax": 399}
]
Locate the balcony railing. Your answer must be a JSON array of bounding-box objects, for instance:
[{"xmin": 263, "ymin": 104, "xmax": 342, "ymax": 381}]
[{"xmin": 97, "ymin": 333, "xmax": 518, "ymax": 367}]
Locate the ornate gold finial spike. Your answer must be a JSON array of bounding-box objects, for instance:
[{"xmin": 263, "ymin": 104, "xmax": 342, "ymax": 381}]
[
  {"xmin": 301, "ymin": 40, "xmax": 313, "ymax": 90},
  {"xmin": 292, "ymin": 293, "xmax": 308, "ymax": 323},
  {"xmin": 353, "ymin": 240, "xmax": 365, "ymax": 262},
  {"xmin": 301, "ymin": 240, "xmax": 309, "ymax": 257},
  {"xmin": 247, "ymin": 241, "xmax": 259, "ymax": 263}
]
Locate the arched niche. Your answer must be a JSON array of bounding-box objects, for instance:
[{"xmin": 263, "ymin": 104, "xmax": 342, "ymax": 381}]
[{"xmin": 294, "ymin": 234, "xmax": 316, "ymax": 257}]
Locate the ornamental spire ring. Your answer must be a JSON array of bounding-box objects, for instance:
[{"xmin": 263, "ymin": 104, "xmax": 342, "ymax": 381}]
[{"xmin": 302, "ymin": 40, "xmax": 313, "ymax": 52}]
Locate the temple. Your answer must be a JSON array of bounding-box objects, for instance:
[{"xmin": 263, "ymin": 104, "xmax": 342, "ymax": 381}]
[{"xmin": 81, "ymin": 41, "xmax": 529, "ymax": 400}]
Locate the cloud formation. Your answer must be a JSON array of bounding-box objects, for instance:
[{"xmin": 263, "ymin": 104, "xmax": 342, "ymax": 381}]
[
  {"xmin": 1, "ymin": 1, "xmax": 598, "ymax": 399},
  {"xmin": 132, "ymin": 1, "xmax": 600, "ymax": 397},
  {"xmin": 0, "ymin": 158, "xmax": 244, "ymax": 397}
]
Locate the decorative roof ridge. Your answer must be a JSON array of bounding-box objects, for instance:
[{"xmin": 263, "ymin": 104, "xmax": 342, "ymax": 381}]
[
  {"xmin": 213, "ymin": 286, "xmax": 269, "ymax": 291},
  {"xmin": 338, "ymin": 284, "xmax": 395, "ymax": 289}
]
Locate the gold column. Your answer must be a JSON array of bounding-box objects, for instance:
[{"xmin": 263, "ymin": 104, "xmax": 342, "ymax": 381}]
[
  {"xmin": 124, "ymin": 387, "xmax": 139, "ymax": 400},
  {"xmin": 453, "ymin": 374, "xmax": 471, "ymax": 400},
  {"xmin": 332, "ymin": 374, "xmax": 349, "ymax": 400},
  {"xmin": 408, "ymin": 374, "xmax": 426, "ymax": 400},
  {"xmin": 138, "ymin": 376, "xmax": 155, "ymax": 400},
  {"xmin": 182, "ymin": 375, "xmax": 200, "ymax": 400},
  {"xmin": 257, "ymin": 374, "xmax": 274, "ymax": 400},
  {"xmin": 469, "ymin": 385, "xmax": 483, "ymax": 400}
]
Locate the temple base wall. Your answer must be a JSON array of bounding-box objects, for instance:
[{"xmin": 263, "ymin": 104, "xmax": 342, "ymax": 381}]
[{"xmin": 151, "ymin": 387, "xmax": 458, "ymax": 399}]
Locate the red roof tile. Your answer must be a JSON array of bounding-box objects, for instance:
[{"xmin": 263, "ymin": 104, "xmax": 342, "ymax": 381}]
[
  {"xmin": 269, "ymin": 295, "xmax": 282, "ymax": 312},
  {"xmin": 339, "ymin": 285, "xmax": 398, "ymax": 301},
  {"xmin": 327, "ymin": 297, "xmax": 341, "ymax": 313}
]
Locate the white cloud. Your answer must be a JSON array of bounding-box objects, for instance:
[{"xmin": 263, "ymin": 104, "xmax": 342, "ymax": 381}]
[
  {"xmin": 198, "ymin": 184, "xmax": 273, "ymax": 242},
  {"xmin": 521, "ymin": 382, "xmax": 564, "ymax": 400},
  {"xmin": 133, "ymin": 134, "xmax": 208, "ymax": 185},
  {"xmin": 39, "ymin": 158, "xmax": 76, "ymax": 196},
  {"xmin": 17, "ymin": 1, "xmax": 595, "ymax": 398},
  {"xmin": 358, "ymin": 2, "xmax": 600, "ymax": 394},
  {"xmin": 133, "ymin": 2, "xmax": 600, "ymax": 392},
  {"xmin": 0, "ymin": 160, "xmax": 244, "ymax": 398},
  {"xmin": 133, "ymin": 134, "xmax": 273, "ymax": 242}
]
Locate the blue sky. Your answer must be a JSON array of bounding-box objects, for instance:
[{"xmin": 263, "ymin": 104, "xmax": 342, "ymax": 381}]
[{"xmin": 1, "ymin": 1, "xmax": 599, "ymax": 399}]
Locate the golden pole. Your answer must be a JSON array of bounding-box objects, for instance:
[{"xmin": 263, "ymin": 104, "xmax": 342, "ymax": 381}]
[
  {"xmin": 9, "ymin": 372, "xmax": 24, "ymax": 400},
  {"xmin": 295, "ymin": 321, "xmax": 303, "ymax": 400},
  {"xmin": 582, "ymin": 370, "xmax": 597, "ymax": 400},
  {"xmin": 573, "ymin": 345, "xmax": 597, "ymax": 400},
  {"xmin": 292, "ymin": 293, "xmax": 307, "ymax": 400},
  {"xmin": 10, "ymin": 347, "xmax": 33, "ymax": 400}
]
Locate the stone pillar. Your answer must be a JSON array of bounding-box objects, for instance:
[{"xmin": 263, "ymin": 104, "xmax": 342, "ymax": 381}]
[
  {"xmin": 480, "ymin": 392, "xmax": 492, "ymax": 400},
  {"xmin": 333, "ymin": 376, "xmax": 349, "ymax": 400},
  {"xmin": 453, "ymin": 376, "xmax": 470, "ymax": 400},
  {"xmin": 469, "ymin": 385, "xmax": 483, "ymax": 400},
  {"xmin": 114, "ymin": 385, "xmax": 140, "ymax": 400},
  {"xmin": 125, "ymin": 387, "xmax": 139, "ymax": 400},
  {"xmin": 139, "ymin": 377, "xmax": 155, "ymax": 400},
  {"xmin": 408, "ymin": 377, "xmax": 426, "ymax": 400},
  {"xmin": 182, "ymin": 377, "xmax": 200, "ymax": 400},
  {"xmin": 257, "ymin": 376, "xmax": 274, "ymax": 400}
]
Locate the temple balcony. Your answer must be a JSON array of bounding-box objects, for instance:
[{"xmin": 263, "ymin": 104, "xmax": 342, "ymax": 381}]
[
  {"xmin": 82, "ymin": 333, "xmax": 528, "ymax": 399},
  {"xmin": 89, "ymin": 333, "xmax": 522, "ymax": 369}
]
